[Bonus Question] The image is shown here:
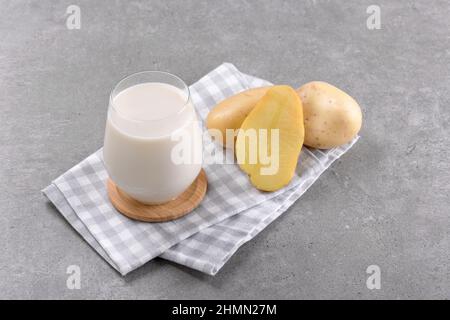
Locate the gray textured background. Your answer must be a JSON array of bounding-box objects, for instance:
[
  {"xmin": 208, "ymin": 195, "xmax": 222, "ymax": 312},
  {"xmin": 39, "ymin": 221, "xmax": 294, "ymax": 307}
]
[{"xmin": 1, "ymin": 0, "xmax": 449, "ymax": 299}]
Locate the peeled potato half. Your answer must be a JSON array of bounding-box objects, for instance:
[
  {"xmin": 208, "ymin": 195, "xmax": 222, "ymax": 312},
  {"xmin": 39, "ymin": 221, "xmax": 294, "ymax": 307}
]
[{"xmin": 236, "ymin": 85, "xmax": 304, "ymax": 191}]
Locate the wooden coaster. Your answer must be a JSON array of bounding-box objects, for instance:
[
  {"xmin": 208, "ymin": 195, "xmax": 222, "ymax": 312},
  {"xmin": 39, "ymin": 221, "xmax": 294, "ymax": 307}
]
[{"xmin": 107, "ymin": 169, "xmax": 207, "ymax": 222}]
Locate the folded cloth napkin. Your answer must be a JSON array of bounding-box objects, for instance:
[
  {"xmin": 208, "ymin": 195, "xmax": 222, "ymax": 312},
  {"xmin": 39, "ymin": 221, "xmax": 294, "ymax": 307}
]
[{"xmin": 43, "ymin": 63, "xmax": 358, "ymax": 275}]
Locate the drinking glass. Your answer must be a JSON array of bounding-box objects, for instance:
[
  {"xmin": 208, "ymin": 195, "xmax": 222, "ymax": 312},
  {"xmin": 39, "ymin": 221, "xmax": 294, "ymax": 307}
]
[{"xmin": 103, "ymin": 71, "xmax": 203, "ymax": 204}]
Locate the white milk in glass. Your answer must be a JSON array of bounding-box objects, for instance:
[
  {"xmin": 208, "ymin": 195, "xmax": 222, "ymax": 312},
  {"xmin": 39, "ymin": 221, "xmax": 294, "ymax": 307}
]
[{"xmin": 103, "ymin": 81, "xmax": 202, "ymax": 204}]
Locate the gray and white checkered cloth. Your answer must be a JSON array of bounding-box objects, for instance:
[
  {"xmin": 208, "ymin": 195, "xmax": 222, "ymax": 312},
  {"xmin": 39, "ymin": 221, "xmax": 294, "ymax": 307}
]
[{"xmin": 43, "ymin": 63, "xmax": 358, "ymax": 276}]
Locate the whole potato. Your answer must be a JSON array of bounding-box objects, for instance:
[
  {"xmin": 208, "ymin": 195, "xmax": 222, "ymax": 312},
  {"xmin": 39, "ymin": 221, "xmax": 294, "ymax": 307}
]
[
  {"xmin": 296, "ymin": 81, "xmax": 362, "ymax": 149},
  {"xmin": 206, "ymin": 86, "xmax": 271, "ymax": 147}
]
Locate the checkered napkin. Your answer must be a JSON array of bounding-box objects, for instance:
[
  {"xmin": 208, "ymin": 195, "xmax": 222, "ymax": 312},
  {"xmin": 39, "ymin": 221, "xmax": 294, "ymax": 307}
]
[{"xmin": 43, "ymin": 63, "xmax": 358, "ymax": 275}]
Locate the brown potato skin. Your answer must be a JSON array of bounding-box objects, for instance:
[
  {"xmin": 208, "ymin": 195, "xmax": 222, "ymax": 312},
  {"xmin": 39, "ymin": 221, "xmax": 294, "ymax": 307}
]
[
  {"xmin": 206, "ymin": 86, "xmax": 271, "ymax": 147},
  {"xmin": 296, "ymin": 81, "xmax": 362, "ymax": 149}
]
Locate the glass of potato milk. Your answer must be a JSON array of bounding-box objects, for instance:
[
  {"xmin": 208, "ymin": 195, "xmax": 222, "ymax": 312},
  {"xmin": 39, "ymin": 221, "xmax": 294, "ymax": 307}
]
[{"xmin": 103, "ymin": 71, "xmax": 202, "ymax": 204}]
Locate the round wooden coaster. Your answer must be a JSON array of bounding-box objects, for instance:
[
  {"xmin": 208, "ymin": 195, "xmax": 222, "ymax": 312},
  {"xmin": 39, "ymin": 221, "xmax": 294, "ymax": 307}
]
[{"xmin": 107, "ymin": 169, "xmax": 207, "ymax": 222}]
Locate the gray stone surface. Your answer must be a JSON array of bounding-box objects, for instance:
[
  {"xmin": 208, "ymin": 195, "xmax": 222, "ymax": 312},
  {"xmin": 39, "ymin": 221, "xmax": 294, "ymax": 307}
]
[{"xmin": 0, "ymin": 0, "xmax": 449, "ymax": 299}]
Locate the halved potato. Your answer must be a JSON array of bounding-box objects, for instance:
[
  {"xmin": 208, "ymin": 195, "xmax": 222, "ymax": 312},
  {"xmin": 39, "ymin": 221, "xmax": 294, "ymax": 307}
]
[{"xmin": 236, "ymin": 85, "xmax": 304, "ymax": 191}]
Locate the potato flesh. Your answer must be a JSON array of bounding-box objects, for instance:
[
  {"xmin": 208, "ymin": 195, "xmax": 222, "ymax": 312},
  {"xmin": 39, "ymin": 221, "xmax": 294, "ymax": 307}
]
[{"xmin": 236, "ymin": 86, "xmax": 304, "ymax": 191}]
